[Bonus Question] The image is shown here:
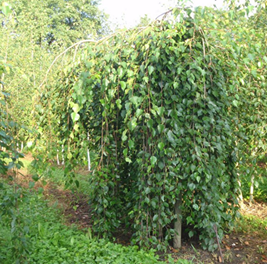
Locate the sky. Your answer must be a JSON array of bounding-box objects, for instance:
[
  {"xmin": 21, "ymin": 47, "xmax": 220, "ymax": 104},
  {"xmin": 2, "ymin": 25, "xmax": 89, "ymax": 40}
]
[{"xmin": 99, "ymin": 0, "xmax": 225, "ymax": 29}]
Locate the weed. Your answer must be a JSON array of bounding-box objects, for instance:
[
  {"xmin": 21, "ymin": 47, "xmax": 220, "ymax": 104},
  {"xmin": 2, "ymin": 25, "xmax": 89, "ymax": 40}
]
[
  {"xmin": 191, "ymin": 244, "xmax": 201, "ymax": 257},
  {"xmin": 223, "ymin": 250, "xmax": 234, "ymax": 263},
  {"xmin": 234, "ymin": 215, "xmax": 267, "ymax": 237},
  {"xmin": 257, "ymin": 245, "xmax": 265, "ymax": 254}
]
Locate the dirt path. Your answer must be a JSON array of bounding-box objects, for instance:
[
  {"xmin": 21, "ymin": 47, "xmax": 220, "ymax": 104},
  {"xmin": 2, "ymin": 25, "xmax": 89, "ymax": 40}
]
[{"xmin": 10, "ymin": 154, "xmax": 93, "ymax": 230}]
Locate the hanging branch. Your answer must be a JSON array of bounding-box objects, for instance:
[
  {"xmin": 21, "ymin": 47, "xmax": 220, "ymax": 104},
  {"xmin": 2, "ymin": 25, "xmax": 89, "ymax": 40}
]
[
  {"xmin": 39, "ymin": 33, "xmax": 119, "ymax": 89},
  {"xmin": 39, "ymin": 7, "xmax": 181, "ymax": 90},
  {"xmin": 155, "ymin": 8, "xmax": 174, "ymax": 20}
]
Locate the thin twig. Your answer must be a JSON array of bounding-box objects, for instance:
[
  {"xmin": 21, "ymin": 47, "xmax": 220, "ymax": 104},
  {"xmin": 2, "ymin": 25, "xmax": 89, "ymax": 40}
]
[
  {"xmin": 155, "ymin": 8, "xmax": 174, "ymax": 20},
  {"xmin": 39, "ymin": 33, "xmax": 118, "ymax": 88},
  {"xmin": 202, "ymin": 38, "xmax": 207, "ymax": 98},
  {"xmin": 213, "ymin": 224, "xmax": 224, "ymax": 263},
  {"xmin": 39, "ymin": 39, "xmax": 96, "ymax": 88}
]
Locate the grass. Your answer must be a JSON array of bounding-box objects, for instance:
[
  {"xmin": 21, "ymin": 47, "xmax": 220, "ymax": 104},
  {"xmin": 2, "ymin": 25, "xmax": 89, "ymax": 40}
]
[
  {"xmin": 235, "ymin": 214, "xmax": 267, "ymax": 237},
  {"xmin": 28, "ymin": 161, "xmax": 93, "ymax": 195}
]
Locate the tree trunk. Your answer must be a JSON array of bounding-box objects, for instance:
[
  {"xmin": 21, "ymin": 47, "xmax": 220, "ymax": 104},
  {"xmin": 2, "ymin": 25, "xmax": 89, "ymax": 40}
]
[
  {"xmin": 87, "ymin": 132, "xmax": 91, "ymax": 171},
  {"xmin": 57, "ymin": 149, "xmax": 60, "ymax": 165},
  {"xmin": 173, "ymin": 197, "xmax": 182, "ymax": 249},
  {"xmin": 250, "ymin": 174, "xmax": 254, "ymax": 205},
  {"xmin": 61, "ymin": 145, "xmax": 65, "ymax": 165},
  {"xmin": 237, "ymin": 176, "xmax": 244, "ymax": 209}
]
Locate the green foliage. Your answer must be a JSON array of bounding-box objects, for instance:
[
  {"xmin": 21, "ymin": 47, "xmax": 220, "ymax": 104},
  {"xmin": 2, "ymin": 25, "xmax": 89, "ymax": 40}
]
[
  {"xmin": 137, "ymin": 14, "xmax": 152, "ymax": 27},
  {"xmin": 5, "ymin": 0, "xmax": 267, "ymax": 257},
  {"xmin": 38, "ymin": 8, "xmax": 243, "ymax": 251},
  {"xmin": 1, "ymin": 2, "xmax": 12, "ymax": 16},
  {"xmin": 0, "ymin": 59, "xmax": 24, "ymax": 175},
  {"xmin": 240, "ymin": 164, "xmax": 267, "ymax": 202},
  {"xmin": 0, "ymin": 182, "xmax": 167, "ymax": 264},
  {"xmin": 0, "ymin": 182, "xmax": 33, "ymax": 262},
  {"xmin": 0, "ymin": 91, "xmax": 24, "ymax": 174},
  {"xmin": 29, "ymin": 163, "xmax": 93, "ymax": 195},
  {"xmin": 0, "ymin": 31, "xmax": 30, "ymax": 262},
  {"xmin": 2, "ymin": 0, "xmax": 109, "ymax": 48},
  {"xmin": 235, "ymin": 214, "xmax": 267, "ymax": 237},
  {"xmin": 202, "ymin": 1, "xmax": 267, "ymax": 201},
  {"xmin": 0, "ymin": 0, "xmax": 109, "ymax": 151}
]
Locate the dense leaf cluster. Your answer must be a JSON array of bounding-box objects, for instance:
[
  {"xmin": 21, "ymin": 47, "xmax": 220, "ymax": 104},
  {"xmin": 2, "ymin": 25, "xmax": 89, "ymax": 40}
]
[
  {"xmin": 42, "ymin": 11, "xmax": 240, "ymax": 251},
  {"xmin": 195, "ymin": 3, "xmax": 267, "ymax": 203}
]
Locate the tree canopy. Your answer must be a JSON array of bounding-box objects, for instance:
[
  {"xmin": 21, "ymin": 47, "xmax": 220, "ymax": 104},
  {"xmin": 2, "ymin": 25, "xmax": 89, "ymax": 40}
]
[
  {"xmin": 0, "ymin": 0, "xmax": 109, "ymax": 146},
  {"xmin": 2, "ymin": 0, "xmax": 109, "ymax": 48}
]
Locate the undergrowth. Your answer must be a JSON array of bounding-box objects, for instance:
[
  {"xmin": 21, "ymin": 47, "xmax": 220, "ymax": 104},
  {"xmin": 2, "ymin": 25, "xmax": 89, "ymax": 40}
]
[
  {"xmin": 28, "ymin": 158, "xmax": 92, "ymax": 195},
  {"xmin": 0, "ymin": 180, "xmax": 194, "ymax": 264},
  {"xmin": 235, "ymin": 214, "xmax": 267, "ymax": 238},
  {"xmin": 241, "ymin": 173, "xmax": 267, "ymax": 202}
]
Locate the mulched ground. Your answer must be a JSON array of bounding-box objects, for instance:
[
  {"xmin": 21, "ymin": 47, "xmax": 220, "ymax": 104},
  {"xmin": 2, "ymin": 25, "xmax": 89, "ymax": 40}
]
[{"xmin": 6, "ymin": 155, "xmax": 267, "ymax": 264}]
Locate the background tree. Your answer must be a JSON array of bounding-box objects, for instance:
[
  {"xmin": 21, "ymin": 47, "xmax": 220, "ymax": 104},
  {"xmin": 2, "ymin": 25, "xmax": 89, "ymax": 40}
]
[
  {"xmin": 192, "ymin": 0, "xmax": 267, "ymax": 203},
  {"xmin": 12, "ymin": 0, "xmax": 109, "ymax": 48},
  {"xmin": 0, "ymin": 0, "xmax": 109, "ymax": 148}
]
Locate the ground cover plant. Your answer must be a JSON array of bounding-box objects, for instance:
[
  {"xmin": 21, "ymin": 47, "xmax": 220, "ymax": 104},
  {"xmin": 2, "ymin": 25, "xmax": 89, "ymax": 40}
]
[{"xmin": 1, "ymin": 180, "xmax": 180, "ymax": 264}]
